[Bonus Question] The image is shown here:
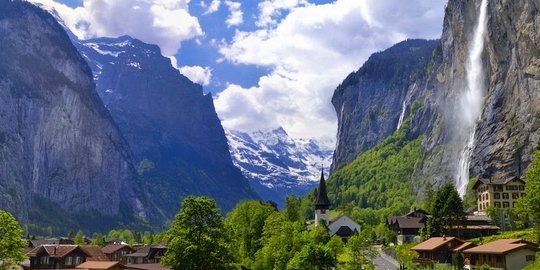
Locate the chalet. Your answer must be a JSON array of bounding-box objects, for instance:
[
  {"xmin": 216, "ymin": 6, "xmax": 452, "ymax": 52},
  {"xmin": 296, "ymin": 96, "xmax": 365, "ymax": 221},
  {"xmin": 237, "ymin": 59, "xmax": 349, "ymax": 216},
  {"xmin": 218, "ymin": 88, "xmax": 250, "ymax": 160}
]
[
  {"xmin": 473, "ymin": 176, "xmax": 526, "ymax": 212},
  {"xmin": 76, "ymin": 261, "xmax": 125, "ymax": 270},
  {"xmin": 102, "ymin": 245, "xmax": 135, "ymax": 264},
  {"xmin": 387, "ymin": 209, "xmax": 429, "ymax": 244},
  {"xmin": 122, "ymin": 245, "xmax": 166, "ymax": 264},
  {"xmin": 313, "ymin": 170, "xmax": 361, "ymax": 241},
  {"xmin": 411, "ymin": 237, "xmax": 476, "ymax": 267},
  {"xmin": 463, "ymin": 239, "xmax": 539, "ymax": 270},
  {"xmin": 26, "ymin": 245, "xmax": 90, "ymax": 269},
  {"xmin": 451, "ymin": 215, "xmax": 499, "ymax": 239}
]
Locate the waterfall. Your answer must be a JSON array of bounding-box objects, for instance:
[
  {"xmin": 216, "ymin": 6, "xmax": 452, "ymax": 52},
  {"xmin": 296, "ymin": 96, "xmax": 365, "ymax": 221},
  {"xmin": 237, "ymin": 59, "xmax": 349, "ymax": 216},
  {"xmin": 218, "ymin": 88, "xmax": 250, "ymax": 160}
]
[
  {"xmin": 456, "ymin": 0, "xmax": 488, "ymax": 197},
  {"xmin": 396, "ymin": 99, "xmax": 407, "ymax": 130}
]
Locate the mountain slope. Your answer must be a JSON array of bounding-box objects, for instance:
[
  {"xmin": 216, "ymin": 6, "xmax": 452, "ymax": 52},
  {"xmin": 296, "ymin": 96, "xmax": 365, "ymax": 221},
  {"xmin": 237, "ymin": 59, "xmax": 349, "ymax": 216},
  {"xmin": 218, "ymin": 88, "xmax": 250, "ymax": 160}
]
[
  {"xmin": 330, "ymin": 0, "xmax": 540, "ymax": 204},
  {"xmin": 73, "ymin": 35, "xmax": 259, "ymax": 216},
  {"xmin": 0, "ymin": 0, "xmax": 148, "ymax": 231},
  {"xmin": 331, "ymin": 39, "xmax": 438, "ymax": 171},
  {"xmin": 226, "ymin": 128, "xmax": 333, "ymax": 206}
]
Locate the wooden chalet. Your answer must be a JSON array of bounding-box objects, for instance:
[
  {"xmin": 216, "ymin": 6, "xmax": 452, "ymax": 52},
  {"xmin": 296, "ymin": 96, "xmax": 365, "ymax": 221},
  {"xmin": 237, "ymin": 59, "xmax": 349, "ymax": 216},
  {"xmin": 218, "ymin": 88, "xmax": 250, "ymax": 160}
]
[
  {"xmin": 26, "ymin": 245, "xmax": 90, "ymax": 269},
  {"xmin": 123, "ymin": 245, "xmax": 166, "ymax": 264},
  {"xmin": 411, "ymin": 237, "xmax": 476, "ymax": 267},
  {"xmin": 102, "ymin": 245, "xmax": 135, "ymax": 264},
  {"xmin": 463, "ymin": 239, "xmax": 539, "ymax": 270}
]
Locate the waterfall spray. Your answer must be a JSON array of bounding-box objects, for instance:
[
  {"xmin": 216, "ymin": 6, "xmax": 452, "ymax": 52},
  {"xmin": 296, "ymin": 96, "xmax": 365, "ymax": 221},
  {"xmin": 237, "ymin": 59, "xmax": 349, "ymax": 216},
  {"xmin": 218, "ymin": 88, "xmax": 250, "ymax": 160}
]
[
  {"xmin": 397, "ymin": 99, "xmax": 407, "ymax": 130},
  {"xmin": 456, "ymin": 0, "xmax": 488, "ymax": 197}
]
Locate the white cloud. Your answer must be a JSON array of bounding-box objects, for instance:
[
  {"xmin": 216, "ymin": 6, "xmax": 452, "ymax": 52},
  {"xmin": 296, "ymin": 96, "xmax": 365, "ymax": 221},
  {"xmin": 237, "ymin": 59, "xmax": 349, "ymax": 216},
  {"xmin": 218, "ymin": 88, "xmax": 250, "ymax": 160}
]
[
  {"xmin": 256, "ymin": 0, "xmax": 308, "ymax": 27},
  {"xmin": 214, "ymin": 0, "xmax": 446, "ymax": 140},
  {"xmin": 179, "ymin": 65, "xmax": 213, "ymax": 86},
  {"xmin": 202, "ymin": 0, "xmax": 221, "ymax": 15},
  {"xmin": 224, "ymin": 1, "xmax": 243, "ymax": 27},
  {"xmin": 30, "ymin": 0, "xmax": 203, "ymax": 56}
]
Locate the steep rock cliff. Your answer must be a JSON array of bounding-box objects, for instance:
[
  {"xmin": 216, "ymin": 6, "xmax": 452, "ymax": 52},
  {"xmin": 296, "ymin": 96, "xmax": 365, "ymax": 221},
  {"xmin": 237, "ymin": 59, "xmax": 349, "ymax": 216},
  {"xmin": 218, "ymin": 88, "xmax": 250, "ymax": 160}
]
[
  {"xmin": 0, "ymin": 1, "xmax": 147, "ymax": 226},
  {"xmin": 331, "ymin": 0, "xmax": 540, "ymax": 192},
  {"xmin": 331, "ymin": 39, "xmax": 437, "ymax": 171},
  {"xmin": 75, "ymin": 36, "xmax": 258, "ymax": 215}
]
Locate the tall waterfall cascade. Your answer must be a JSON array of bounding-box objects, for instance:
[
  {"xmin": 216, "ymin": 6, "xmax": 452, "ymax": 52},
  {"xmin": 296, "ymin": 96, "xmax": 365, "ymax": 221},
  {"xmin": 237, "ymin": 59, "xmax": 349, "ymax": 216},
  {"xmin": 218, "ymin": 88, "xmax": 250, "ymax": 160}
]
[{"xmin": 456, "ymin": 0, "xmax": 488, "ymax": 197}]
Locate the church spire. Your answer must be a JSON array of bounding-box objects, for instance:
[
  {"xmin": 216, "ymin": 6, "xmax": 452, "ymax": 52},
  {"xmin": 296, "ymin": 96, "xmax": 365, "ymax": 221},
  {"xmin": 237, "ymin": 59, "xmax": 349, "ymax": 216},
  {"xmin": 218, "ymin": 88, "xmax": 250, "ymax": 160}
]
[{"xmin": 314, "ymin": 169, "xmax": 331, "ymax": 209}]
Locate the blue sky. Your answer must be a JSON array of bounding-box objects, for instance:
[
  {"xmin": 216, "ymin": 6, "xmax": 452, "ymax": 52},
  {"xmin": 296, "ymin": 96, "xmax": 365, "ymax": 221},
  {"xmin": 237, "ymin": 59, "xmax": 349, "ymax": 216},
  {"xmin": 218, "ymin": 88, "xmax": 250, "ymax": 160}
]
[{"xmin": 37, "ymin": 0, "xmax": 447, "ymax": 140}]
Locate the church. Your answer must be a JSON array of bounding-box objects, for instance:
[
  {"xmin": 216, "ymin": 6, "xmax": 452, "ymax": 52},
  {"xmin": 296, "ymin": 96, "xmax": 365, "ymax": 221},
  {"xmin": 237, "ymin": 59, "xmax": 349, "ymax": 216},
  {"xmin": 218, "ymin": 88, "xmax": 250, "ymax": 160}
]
[{"xmin": 314, "ymin": 170, "xmax": 361, "ymax": 241}]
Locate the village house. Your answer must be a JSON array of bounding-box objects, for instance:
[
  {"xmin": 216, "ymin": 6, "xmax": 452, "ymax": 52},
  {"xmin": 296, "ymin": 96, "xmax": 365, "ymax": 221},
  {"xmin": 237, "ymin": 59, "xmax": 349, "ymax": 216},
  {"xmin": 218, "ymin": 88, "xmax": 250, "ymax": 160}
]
[
  {"xmin": 102, "ymin": 244, "xmax": 135, "ymax": 264},
  {"xmin": 26, "ymin": 245, "xmax": 90, "ymax": 269},
  {"xmin": 122, "ymin": 245, "xmax": 166, "ymax": 264},
  {"xmin": 76, "ymin": 261, "xmax": 126, "ymax": 270},
  {"xmin": 387, "ymin": 209, "xmax": 429, "ymax": 244},
  {"xmin": 411, "ymin": 237, "xmax": 476, "ymax": 267},
  {"xmin": 474, "ymin": 176, "xmax": 526, "ymax": 212},
  {"xmin": 314, "ymin": 170, "xmax": 361, "ymax": 242},
  {"xmin": 463, "ymin": 239, "xmax": 539, "ymax": 270}
]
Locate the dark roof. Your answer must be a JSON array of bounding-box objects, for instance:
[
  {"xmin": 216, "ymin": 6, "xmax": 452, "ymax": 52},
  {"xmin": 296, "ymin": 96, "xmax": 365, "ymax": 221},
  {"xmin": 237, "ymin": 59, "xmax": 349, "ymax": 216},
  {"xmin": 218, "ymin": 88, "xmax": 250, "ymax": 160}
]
[
  {"xmin": 405, "ymin": 209, "xmax": 430, "ymax": 217},
  {"xmin": 123, "ymin": 245, "xmax": 166, "ymax": 258},
  {"xmin": 333, "ymin": 226, "xmax": 357, "ymax": 238},
  {"xmin": 27, "ymin": 245, "xmax": 90, "ymax": 258},
  {"xmin": 81, "ymin": 246, "xmax": 109, "ymax": 261},
  {"xmin": 473, "ymin": 176, "xmax": 525, "ymax": 190},
  {"xmin": 314, "ymin": 170, "xmax": 331, "ymax": 209},
  {"xmin": 102, "ymin": 244, "xmax": 134, "ymax": 254},
  {"xmin": 29, "ymin": 238, "xmax": 74, "ymax": 248},
  {"xmin": 396, "ymin": 217, "xmax": 425, "ymax": 229}
]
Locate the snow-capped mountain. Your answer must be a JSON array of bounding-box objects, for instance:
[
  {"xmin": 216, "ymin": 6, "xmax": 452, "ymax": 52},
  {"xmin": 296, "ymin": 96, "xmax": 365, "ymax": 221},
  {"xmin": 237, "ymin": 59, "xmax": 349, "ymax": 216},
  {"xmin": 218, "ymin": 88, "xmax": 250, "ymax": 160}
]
[{"xmin": 226, "ymin": 127, "xmax": 334, "ymax": 206}]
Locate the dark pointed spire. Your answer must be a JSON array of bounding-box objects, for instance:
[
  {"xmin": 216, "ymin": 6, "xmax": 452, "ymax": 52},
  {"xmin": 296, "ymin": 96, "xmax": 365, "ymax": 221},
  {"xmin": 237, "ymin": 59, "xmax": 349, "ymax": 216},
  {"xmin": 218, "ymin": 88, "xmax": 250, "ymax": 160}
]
[{"xmin": 314, "ymin": 169, "xmax": 331, "ymax": 209}]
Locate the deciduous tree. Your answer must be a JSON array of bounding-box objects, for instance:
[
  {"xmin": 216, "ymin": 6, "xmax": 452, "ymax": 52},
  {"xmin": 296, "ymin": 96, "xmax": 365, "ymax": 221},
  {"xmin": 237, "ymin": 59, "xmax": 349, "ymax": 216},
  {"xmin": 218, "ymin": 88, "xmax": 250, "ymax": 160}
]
[
  {"xmin": 0, "ymin": 210, "xmax": 27, "ymax": 270},
  {"xmin": 161, "ymin": 196, "xmax": 232, "ymax": 270}
]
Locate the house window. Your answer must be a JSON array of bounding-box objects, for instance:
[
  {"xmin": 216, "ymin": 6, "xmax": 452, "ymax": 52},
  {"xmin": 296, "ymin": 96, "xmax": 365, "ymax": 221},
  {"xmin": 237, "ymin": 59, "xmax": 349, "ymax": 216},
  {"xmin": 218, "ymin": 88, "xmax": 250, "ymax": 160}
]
[
  {"xmin": 519, "ymin": 186, "xmax": 525, "ymax": 191},
  {"xmin": 494, "ymin": 193, "xmax": 500, "ymax": 199},
  {"xmin": 503, "ymin": 202, "xmax": 509, "ymax": 208},
  {"xmin": 503, "ymin": 193, "xmax": 509, "ymax": 199},
  {"xmin": 526, "ymin": 255, "xmax": 535, "ymax": 262},
  {"xmin": 513, "ymin": 202, "xmax": 517, "ymax": 208},
  {"xmin": 486, "ymin": 193, "xmax": 489, "ymax": 200},
  {"xmin": 495, "ymin": 202, "xmax": 501, "ymax": 208},
  {"xmin": 40, "ymin": 256, "xmax": 50, "ymax": 265},
  {"xmin": 65, "ymin": 257, "xmax": 73, "ymax": 265},
  {"xmin": 513, "ymin": 193, "xmax": 519, "ymax": 199}
]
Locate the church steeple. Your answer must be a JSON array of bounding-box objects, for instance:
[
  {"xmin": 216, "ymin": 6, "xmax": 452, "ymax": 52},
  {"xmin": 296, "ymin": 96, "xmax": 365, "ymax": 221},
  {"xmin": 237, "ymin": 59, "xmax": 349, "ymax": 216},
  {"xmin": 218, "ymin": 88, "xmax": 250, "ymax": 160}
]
[
  {"xmin": 314, "ymin": 169, "xmax": 331, "ymax": 226},
  {"xmin": 314, "ymin": 170, "xmax": 331, "ymax": 209}
]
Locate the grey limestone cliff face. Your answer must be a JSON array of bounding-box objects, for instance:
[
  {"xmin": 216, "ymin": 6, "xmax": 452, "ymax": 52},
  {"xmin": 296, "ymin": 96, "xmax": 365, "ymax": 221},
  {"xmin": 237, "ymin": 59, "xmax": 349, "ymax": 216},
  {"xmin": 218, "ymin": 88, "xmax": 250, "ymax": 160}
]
[
  {"xmin": 75, "ymin": 36, "xmax": 258, "ymax": 216},
  {"xmin": 412, "ymin": 0, "xmax": 540, "ymax": 185},
  {"xmin": 331, "ymin": 39, "xmax": 437, "ymax": 171},
  {"xmin": 0, "ymin": 1, "xmax": 146, "ymax": 224},
  {"xmin": 331, "ymin": 0, "xmax": 540, "ymax": 188}
]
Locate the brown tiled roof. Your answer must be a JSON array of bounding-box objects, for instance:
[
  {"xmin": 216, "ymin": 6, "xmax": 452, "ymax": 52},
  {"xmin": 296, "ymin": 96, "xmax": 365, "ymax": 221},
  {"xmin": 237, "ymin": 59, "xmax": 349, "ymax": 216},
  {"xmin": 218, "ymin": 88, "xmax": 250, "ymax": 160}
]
[
  {"xmin": 463, "ymin": 239, "xmax": 540, "ymax": 255},
  {"xmin": 27, "ymin": 245, "xmax": 88, "ymax": 258},
  {"xmin": 125, "ymin": 264, "xmax": 168, "ymax": 270},
  {"xmin": 81, "ymin": 246, "xmax": 109, "ymax": 261},
  {"xmin": 76, "ymin": 261, "xmax": 124, "ymax": 270},
  {"xmin": 102, "ymin": 244, "xmax": 133, "ymax": 254},
  {"xmin": 454, "ymin": 242, "xmax": 476, "ymax": 252},
  {"xmin": 411, "ymin": 237, "xmax": 465, "ymax": 251}
]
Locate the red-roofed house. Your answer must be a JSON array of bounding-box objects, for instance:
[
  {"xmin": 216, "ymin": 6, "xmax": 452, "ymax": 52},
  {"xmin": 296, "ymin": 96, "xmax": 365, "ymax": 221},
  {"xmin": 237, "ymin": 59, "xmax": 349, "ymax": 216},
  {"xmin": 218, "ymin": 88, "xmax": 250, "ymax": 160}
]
[
  {"xmin": 463, "ymin": 239, "xmax": 539, "ymax": 270},
  {"xmin": 411, "ymin": 237, "xmax": 475, "ymax": 267}
]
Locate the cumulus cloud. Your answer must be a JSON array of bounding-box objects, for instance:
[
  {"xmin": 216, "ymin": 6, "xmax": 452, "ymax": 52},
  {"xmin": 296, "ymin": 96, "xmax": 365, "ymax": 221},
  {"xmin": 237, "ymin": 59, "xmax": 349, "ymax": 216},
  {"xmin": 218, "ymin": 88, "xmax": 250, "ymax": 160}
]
[
  {"xmin": 214, "ymin": 0, "xmax": 446, "ymax": 140},
  {"xmin": 30, "ymin": 0, "xmax": 203, "ymax": 56},
  {"xmin": 179, "ymin": 65, "xmax": 213, "ymax": 86},
  {"xmin": 256, "ymin": 0, "xmax": 308, "ymax": 27},
  {"xmin": 201, "ymin": 0, "xmax": 221, "ymax": 15},
  {"xmin": 224, "ymin": 1, "xmax": 243, "ymax": 27}
]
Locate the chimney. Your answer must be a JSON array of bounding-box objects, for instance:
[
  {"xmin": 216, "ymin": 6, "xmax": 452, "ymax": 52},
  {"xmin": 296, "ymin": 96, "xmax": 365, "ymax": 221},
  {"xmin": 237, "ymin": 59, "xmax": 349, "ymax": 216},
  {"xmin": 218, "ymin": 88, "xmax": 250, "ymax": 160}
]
[{"xmin": 443, "ymin": 234, "xmax": 446, "ymax": 240}]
